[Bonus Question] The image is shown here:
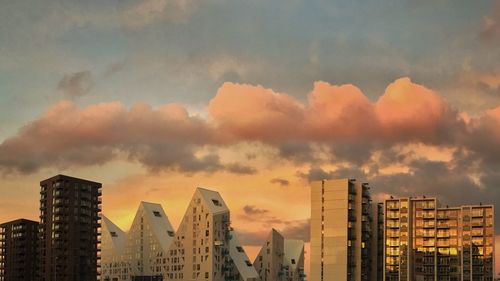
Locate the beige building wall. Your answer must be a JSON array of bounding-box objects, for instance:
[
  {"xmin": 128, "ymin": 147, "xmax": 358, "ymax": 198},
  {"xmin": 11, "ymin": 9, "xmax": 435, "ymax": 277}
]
[
  {"xmin": 254, "ymin": 229, "xmax": 285, "ymax": 281},
  {"xmin": 101, "ymin": 216, "xmax": 127, "ymax": 281},
  {"xmin": 122, "ymin": 202, "xmax": 176, "ymax": 279},
  {"xmin": 283, "ymin": 239, "xmax": 305, "ymax": 281},
  {"xmin": 311, "ymin": 179, "xmax": 375, "ymax": 281},
  {"xmin": 311, "ymin": 179, "xmax": 349, "ymax": 281}
]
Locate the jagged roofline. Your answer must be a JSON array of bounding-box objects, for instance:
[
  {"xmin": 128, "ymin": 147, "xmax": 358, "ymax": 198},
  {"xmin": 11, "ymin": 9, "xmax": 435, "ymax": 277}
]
[
  {"xmin": 229, "ymin": 230, "xmax": 260, "ymax": 280},
  {"xmin": 139, "ymin": 201, "xmax": 176, "ymax": 252},
  {"xmin": 101, "ymin": 214, "xmax": 127, "ymax": 253},
  {"xmin": 253, "ymin": 228, "xmax": 284, "ymax": 264},
  {"xmin": 195, "ymin": 187, "xmax": 230, "ymax": 215},
  {"xmin": 124, "ymin": 201, "xmax": 176, "ymax": 253},
  {"xmin": 284, "ymin": 239, "xmax": 304, "ymax": 270}
]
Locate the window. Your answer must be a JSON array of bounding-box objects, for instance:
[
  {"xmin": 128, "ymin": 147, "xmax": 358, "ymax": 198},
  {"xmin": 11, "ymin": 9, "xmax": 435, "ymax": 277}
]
[
  {"xmin": 110, "ymin": 231, "xmax": 117, "ymax": 237},
  {"xmin": 153, "ymin": 211, "xmax": 162, "ymax": 217},
  {"xmin": 212, "ymin": 199, "xmax": 222, "ymax": 206},
  {"xmin": 167, "ymin": 231, "xmax": 175, "ymax": 237},
  {"xmin": 291, "ymin": 259, "xmax": 296, "ymax": 264},
  {"xmin": 245, "ymin": 260, "xmax": 252, "ymax": 266},
  {"xmin": 236, "ymin": 246, "xmax": 244, "ymax": 253}
]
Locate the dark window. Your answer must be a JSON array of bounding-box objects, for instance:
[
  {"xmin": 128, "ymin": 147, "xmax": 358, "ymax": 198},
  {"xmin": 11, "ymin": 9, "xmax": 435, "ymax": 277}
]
[
  {"xmin": 167, "ymin": 231, "xmax": 174, "ymax": 237},
  {"xmin": 245, "ymin": 260, "xmax": 252, "ymax": 266},
  {"xmin": 291, "ymin": 259, "xmax": 296, "ymax": 264},
  {"xmin": 212, "ymin": 199, "xmax": 221, "ymax": 206},
  {"xmin": 236, "ymin": 246, "xmax": 244, "ymax": 252},
  {"xmin": 153, "ymin": 211, "xmax": 162, "ymax": 217},
  {"xmin": 110, "ymin": 231, "xmax": 118, "ymax": 237}
]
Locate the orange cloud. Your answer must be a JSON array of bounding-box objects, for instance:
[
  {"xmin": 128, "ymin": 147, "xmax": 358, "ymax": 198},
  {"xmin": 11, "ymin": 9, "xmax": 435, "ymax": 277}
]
[{"xmin": 209, "ymin": 82, "xmax": 305, "ymax": 141}]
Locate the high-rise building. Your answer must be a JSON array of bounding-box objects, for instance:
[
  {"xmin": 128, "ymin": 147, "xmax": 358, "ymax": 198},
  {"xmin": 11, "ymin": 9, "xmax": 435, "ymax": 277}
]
[
  {"xmin": 101, "ymin": 215, "xmax": 127, "ymax": 281},
  {"xmin": 122, "ymin": 202, "xmax": 176, "ymax": 280},
  {"xmin": 101, "ymin": 202, "xmax": 176, "ymax": 281},
  {"xmin": 310, "ymin": 178, "xmax": 375, "ymax": 281},
  {"xmin": 0, "ymin": 219, "xmax": 39, "ymax": 281},
  {"xmin": 38, "ymin": 174, "xmax": 102, "ymax": 281},
  {"xmin": 283, "ymin": 239, "xmax": 306, "ymax": 281},
  {"xmin": 384, "ymin": 197, "xmax": 495, "ymax": 281},
  {"xmin": 165, "ymin": 187, "xmax": 257, "ymax": 281},
  {"xmin": 254, "ymin": 229, "xmax": 285, "ymax": 281}
]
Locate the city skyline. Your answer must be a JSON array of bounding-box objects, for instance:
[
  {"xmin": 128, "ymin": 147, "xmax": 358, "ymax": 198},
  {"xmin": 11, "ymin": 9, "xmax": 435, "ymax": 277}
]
[{"xmin": 1, "ymin": 0, "xmax": 500, "ymax": 278}]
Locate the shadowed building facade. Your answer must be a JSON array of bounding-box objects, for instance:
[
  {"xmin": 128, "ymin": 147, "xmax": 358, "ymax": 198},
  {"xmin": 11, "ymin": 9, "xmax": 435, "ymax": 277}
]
[
  {"xmin": 38, "ymin": 174, "xmax": 102, "ymax": 281},
  {"xmin": 384, "ymin": 197, "xmax": 495, "ymax": 281},
  {"xmin": 0, "ymin": 219, "xmax": 39, "ymax": 281}
]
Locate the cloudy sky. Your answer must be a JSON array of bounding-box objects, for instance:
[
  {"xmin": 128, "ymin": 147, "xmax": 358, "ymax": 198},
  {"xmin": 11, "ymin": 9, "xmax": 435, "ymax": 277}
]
[{"xmin": 1, "ymin": 0, "xmax": 500, "ymax": 274}]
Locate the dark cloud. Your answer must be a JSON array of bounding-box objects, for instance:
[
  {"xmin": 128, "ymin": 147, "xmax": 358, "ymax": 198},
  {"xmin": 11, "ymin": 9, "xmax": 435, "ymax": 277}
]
[
  {"xmin": 235, "ymin": 219, "xmax": 310, "ymax": 246},
  {"xmin": 270, "ymin": 177, "xmax": 290, "ymax": 187},
  {"xmin": 243, "ymin": 205, "xmax": 269, "ymax": 216},
  {"xmin": 57, "ymin": 71, "xmax": 94, "ymax": 98},
  {"xmin": 281, "ymin": 219, "xmax": 310, "ymax": 242},
  {"xmin": 0, "ymin": 101, "xmax": 250, "ymax": 175},
  {"xmin": 234, "ymin": 229, "xmax": 268, "ymax": 246},
  {"xmin": 225, "ymin": 163, "xmax": 256, "ymax": 175}
]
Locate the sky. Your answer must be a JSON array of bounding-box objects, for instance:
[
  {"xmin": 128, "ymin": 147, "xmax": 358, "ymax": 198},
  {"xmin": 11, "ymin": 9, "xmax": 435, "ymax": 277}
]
[{"xmin": 1, "ymin": 0, "xmax": 500, "ymax": 275}]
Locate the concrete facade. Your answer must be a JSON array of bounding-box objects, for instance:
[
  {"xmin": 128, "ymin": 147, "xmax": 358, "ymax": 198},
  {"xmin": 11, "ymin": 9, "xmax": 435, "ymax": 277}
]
[
  {"xmin": 254, "ymin": 229, "xmax": 285, "ymax": 281},
  {"xmin": 283, "ymin": 239, "xmax": 306, "ymax": 281},
  {"xmin": 384, "ymin": 197, "xmax": 495, "ymax": 281},
  {"xmin": 0, "ymin": 219, "xmax": 39, "ymax": 281},
  {"xmin": 310, "ymin": 179, "xmax": 376, "ymax": 281},
  {"xmin": 38, "ymin": 174, "xmax": 102, "ymax": 281}
]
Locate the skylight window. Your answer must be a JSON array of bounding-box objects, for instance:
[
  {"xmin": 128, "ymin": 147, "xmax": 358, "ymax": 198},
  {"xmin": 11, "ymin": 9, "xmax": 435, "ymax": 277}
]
[{"xmin": 212, "ymin": 199, "xmax": 222, "ymax": 206}]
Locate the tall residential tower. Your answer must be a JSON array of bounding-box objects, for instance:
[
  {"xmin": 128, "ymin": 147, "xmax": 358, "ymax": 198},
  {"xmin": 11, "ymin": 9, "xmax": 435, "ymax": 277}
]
[
  {"xmin": 0, "ymin": 219, "xmax": 39, "ymax": 281},
  {"xmin": 38, "ymin": 174, "xmax": 102, "ymax": 281},
  {"xmin": 310, "ymin": 179, "xmax": 376, "ymax": 281}
]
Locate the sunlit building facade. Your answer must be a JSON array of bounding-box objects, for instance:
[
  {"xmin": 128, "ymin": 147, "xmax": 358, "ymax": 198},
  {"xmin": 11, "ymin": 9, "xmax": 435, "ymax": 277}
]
[
  {"xmin": 384, "ymin": 197, "xmax": 495, "ymax": 281},
  {"xmin": 254, "ymin": 229, "xmax": 285, "ymax": 281},
  {"xmin": 165, "ymin": 187, "xmax": 259, "ymax": 281},
  {"xmin": 283, "ymin": 239, "xmax": 306, "ymax": 281},
  {"xmin": 310, "ymin": 179, "xmax": 376, "ymax": 281},
  {"xmin": 101, "ymin": 215, "xmax": 127, "ymax": 281}
]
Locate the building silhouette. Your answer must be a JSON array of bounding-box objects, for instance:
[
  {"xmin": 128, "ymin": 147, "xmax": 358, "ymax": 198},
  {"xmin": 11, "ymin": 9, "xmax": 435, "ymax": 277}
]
[
  {"xmin": 38, "ymin": 174, "xmax": 102, "ymax": 281},
  {"xmin": 0, "ymin": 219, "xmax": 39, "ymax": 281}
]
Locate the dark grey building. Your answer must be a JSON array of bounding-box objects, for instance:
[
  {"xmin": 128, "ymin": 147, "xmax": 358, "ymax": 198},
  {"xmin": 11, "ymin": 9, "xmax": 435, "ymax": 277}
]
[
  {"xmin": 38, "ymin": 174, "xmax": 102, "ymax": 281},
  {"xmin": 0, "ymin": 219, "xmax": 39, "ymax": 281}
]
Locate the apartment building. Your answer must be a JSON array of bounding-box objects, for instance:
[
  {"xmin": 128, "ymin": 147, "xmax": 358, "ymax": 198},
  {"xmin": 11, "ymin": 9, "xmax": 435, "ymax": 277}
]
[
  {"xmin": 384, "ymin": 197, "xmax": 495, "ymax": 281},
  {"xmin": 254, "ymin": 229, "xmax": 285, "ymax": 281},
  {"xmin": 283, "ymin": 239, "xmax": 306, "ymax": 281},
  {"xmin": 101, "ymin": 215, "xmax": 127, "ymax": 281},
  {"xmin": 165, "ymin": 187, "xmax": 258, "ymax": 281},
  {"xmin": 38, "ymin": 174, "xmax": 102, "ymax": 281},
  {"xmin": 0, "ymin": 219, "xmax": 39, "ymax": 281},
  {"xmin": 310, "ymin": 179, "xmax": 375, "ymax": 281},
  {"xmin": 101, "ymin": 202, "xmax": 176, "ymax": 281}
]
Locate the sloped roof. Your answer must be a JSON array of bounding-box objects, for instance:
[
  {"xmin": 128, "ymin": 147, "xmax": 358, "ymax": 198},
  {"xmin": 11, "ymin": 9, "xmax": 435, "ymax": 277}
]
[
  {"xmin": 229, "ymin": 231, "xmax": 260, "ymax": 281},
  {"xmin": 139, "ymin": 201, "xmax": 176, "ymax": 252},
  {"xmin": 102, "ymin": 215, "xmax": 126, "ymax": 255},
  {"xmin": 196, "ymin": 187, "xmax": 229, "ymax": 215},
  {"xmin": 284, "ymin": 239, "xmax": 304, "ymax": 270}
]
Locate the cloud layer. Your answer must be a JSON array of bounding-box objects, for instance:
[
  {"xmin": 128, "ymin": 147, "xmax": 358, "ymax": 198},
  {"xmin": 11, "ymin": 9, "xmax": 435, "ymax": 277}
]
[{"xmin": 1, "ymin": 77, "xmax": 499, "ymax": 175}]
